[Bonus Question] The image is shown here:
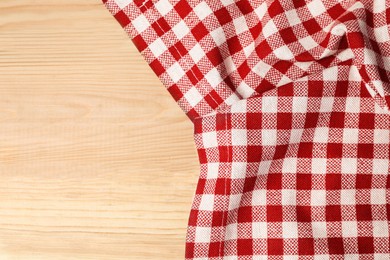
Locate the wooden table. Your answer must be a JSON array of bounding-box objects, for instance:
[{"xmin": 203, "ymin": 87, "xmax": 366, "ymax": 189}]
[{"xmin": 0, "ymin": 1, "xmax": 198, "ymax": 259}]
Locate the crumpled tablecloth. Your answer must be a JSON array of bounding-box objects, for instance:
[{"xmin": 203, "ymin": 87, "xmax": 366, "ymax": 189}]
[{"xmin": 102, "ymin": 0, "xmax": 390, "ymax": 258}]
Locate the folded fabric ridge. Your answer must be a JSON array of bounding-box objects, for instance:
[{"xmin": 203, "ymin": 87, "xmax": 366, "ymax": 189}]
[{"xmin": 102, "ymin": 0, "xmax": 390, "ymax": 258}]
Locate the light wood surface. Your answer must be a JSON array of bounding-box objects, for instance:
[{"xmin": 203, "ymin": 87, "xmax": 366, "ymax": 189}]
[{"xmin": 0, "ymin": 1, "xmax": 199, "ymax": 259}]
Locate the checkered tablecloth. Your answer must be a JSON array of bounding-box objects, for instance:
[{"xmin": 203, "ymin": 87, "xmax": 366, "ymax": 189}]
[{"xmin": 102, "ymin": 0, "xmax": 390, "ymax": 258}]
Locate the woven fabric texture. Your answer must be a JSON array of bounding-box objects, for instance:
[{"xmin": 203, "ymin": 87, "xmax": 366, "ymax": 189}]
[{"xmin": 102, "ymin": 0, "xmax": 390, "ymax": 258}]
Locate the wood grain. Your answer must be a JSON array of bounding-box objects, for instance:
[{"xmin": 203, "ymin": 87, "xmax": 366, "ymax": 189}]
[{"xmin": 0, "ymin": 1, "xmax": 199, "ymax": 259}]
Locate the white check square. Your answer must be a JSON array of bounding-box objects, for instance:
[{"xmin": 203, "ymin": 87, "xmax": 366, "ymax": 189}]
[
  {"xmin": 252, "ymin": 222, "xmax": 267, "ymax": 239},
  {"xmin": 252, "ymin": 189, "xmax": 267, "ymax": 206},
  {"xmin": 299, "ymin": 36, "xmax": 318, "ymax": 51},
  {"xmin": 273, "ymin": 45, "xmax": 294, "ymax": 60},
  {"xmin": 207, "ymin": 162, "xmax": 219, "ymax": 179},
  {"xmin": 172, "ymin": 20, "xmax": 190, "ymax": 40},
  {"xmin": 311, "ymin": 158, "xmax": 327, "ymax": 174},
  {"xmin": 373, "ymin": 221, "xmax": 389, "ymax": 237},
  {"xmin": 285, "ymin": 9, "xmax": 301, "ymax": 26},
  {"xmin": 342, "ymin": 221, "xmax": 358, "ymax": 237},
  {"xmin": 194, "ymin": 2, "xmax": 213, "ymax": 20},
  {"xmin": 345, "ymin": 97, "xmax": 360, "ymax": 113},
  {"xmin": 115, "ymin": 0, "xmax": 132, "ymax": 9},
  {"xmin": 228, "ymin": 194, "xmax": 242, "ymax": 210},
  {"xmin": 312, "ymin": 222, "xmax": 327, "ymax": 238},
  {"xmin": 341, "ymin": 158, "xmax": 357, "ymax": 174},
  {"xmin": 132, "ymin": 15, "xmax": 150, "ymax": 33},
  {"xmin": 225, "ymin": 223, "xmax": 238, "ymax": 240},
  {"xmin": 282, "ymin": 189, "xmax": 296, "ymax": 205},
  {"xmin": 233, "ymin": 16, "xmax": 249, "ymax": 34},
  {"xmin": 231, "ymin": 162, "xmax": 247, "ymax": 179},
  {"xmin": 292, "ymin": 97, "xmax": 308, "ymax": 113},
  {"xmin": 166, "ymin": 62, "xmax": 185, "ymax": 83},
  {"xmin": 343, "ymin": 128, "xmax": 359, "ymax": 144},
  {"xmin": 189, "ymin": 43, "xmax": 205, "ymax": 63},
  {"xmin": 253, "ymin": 60, "xmax": 272, "ymax": 78},
  {"xmin": 199, "ymin": 194, "xmax": 214, "ymax": 211},
  {"xmin": 371, "ymin": 189, "xmax": 386, "ymax": 205},
  {"xmin": 374, "ymin": 129, "xmax": 390, "ymax": 144},
  {"xmin": 282, "ymin": 158, "xmax": 297, "ymax": 173},
  {"xmin": 340, "ymin": 189, "xmax": 355, "ymax": 205},
  {"xmin": 154, "ymin": 0, "xmax": 173, "ymax": 16},
  {"xmin": 205, "ymin": 67, "xmax": 224, "ymax": 88},
  {"xmin": 262, "ymin": 20, "xmax": 278, "ymax": 38},
  {"xmin": 210, "ymin": 27, "xmax": 226, "ymax": 46},
  {"xmin": 311, "ymin": 190, "xmax": 326, "ymax": 206},
  {"xmin": 184, "ymin": 88, "xmax": 203, "ymax": 107},
  {"xmin": 202, "ymin": 131, "xmax": 218, "ymax": 148},
  {"xmin": 261, "ymin": 129, "xmax": 277, "ymax": 146},
  {"xmin": 262, "ymin": 96, "xmax": 278, "ymax": 113},
  {"xmin": 373, "ymin": 159, "xmax": 388, "ymax": 174},
  {"xmin": 195, "ymin": 227, "xmax": 211, "ymax": 243},
  {"xmin": 282, "ymin": 222, "xmax": 298, "ymax": 238},
  {"xmin": 238, "ymin": 81, "xmax": 255, "ymax": 98},
  {"xmin": 307, "ymin": 0, "xmax": 327, "ymax": 17},
  {"xmin": 313, "ymin": 127, "xmax": 329, "ymax": 143},
  {"xmin": 232, "ymin": 129, "xmax": 247, "ymax": 146},
  {"xmin": 149, "ymin": 38, "xmax": 167, "ymax": 57}
]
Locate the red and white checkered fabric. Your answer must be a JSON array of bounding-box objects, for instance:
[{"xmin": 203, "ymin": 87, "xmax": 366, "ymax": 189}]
[{"xmin": 102, "ymin": 0, "xmax": 390, "ymax": 258}]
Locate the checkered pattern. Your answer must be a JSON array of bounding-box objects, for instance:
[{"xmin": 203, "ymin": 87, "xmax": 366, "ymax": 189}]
[{"xmin": 102, "ymin": 0, "xmax": 390, "ymax": 258}]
